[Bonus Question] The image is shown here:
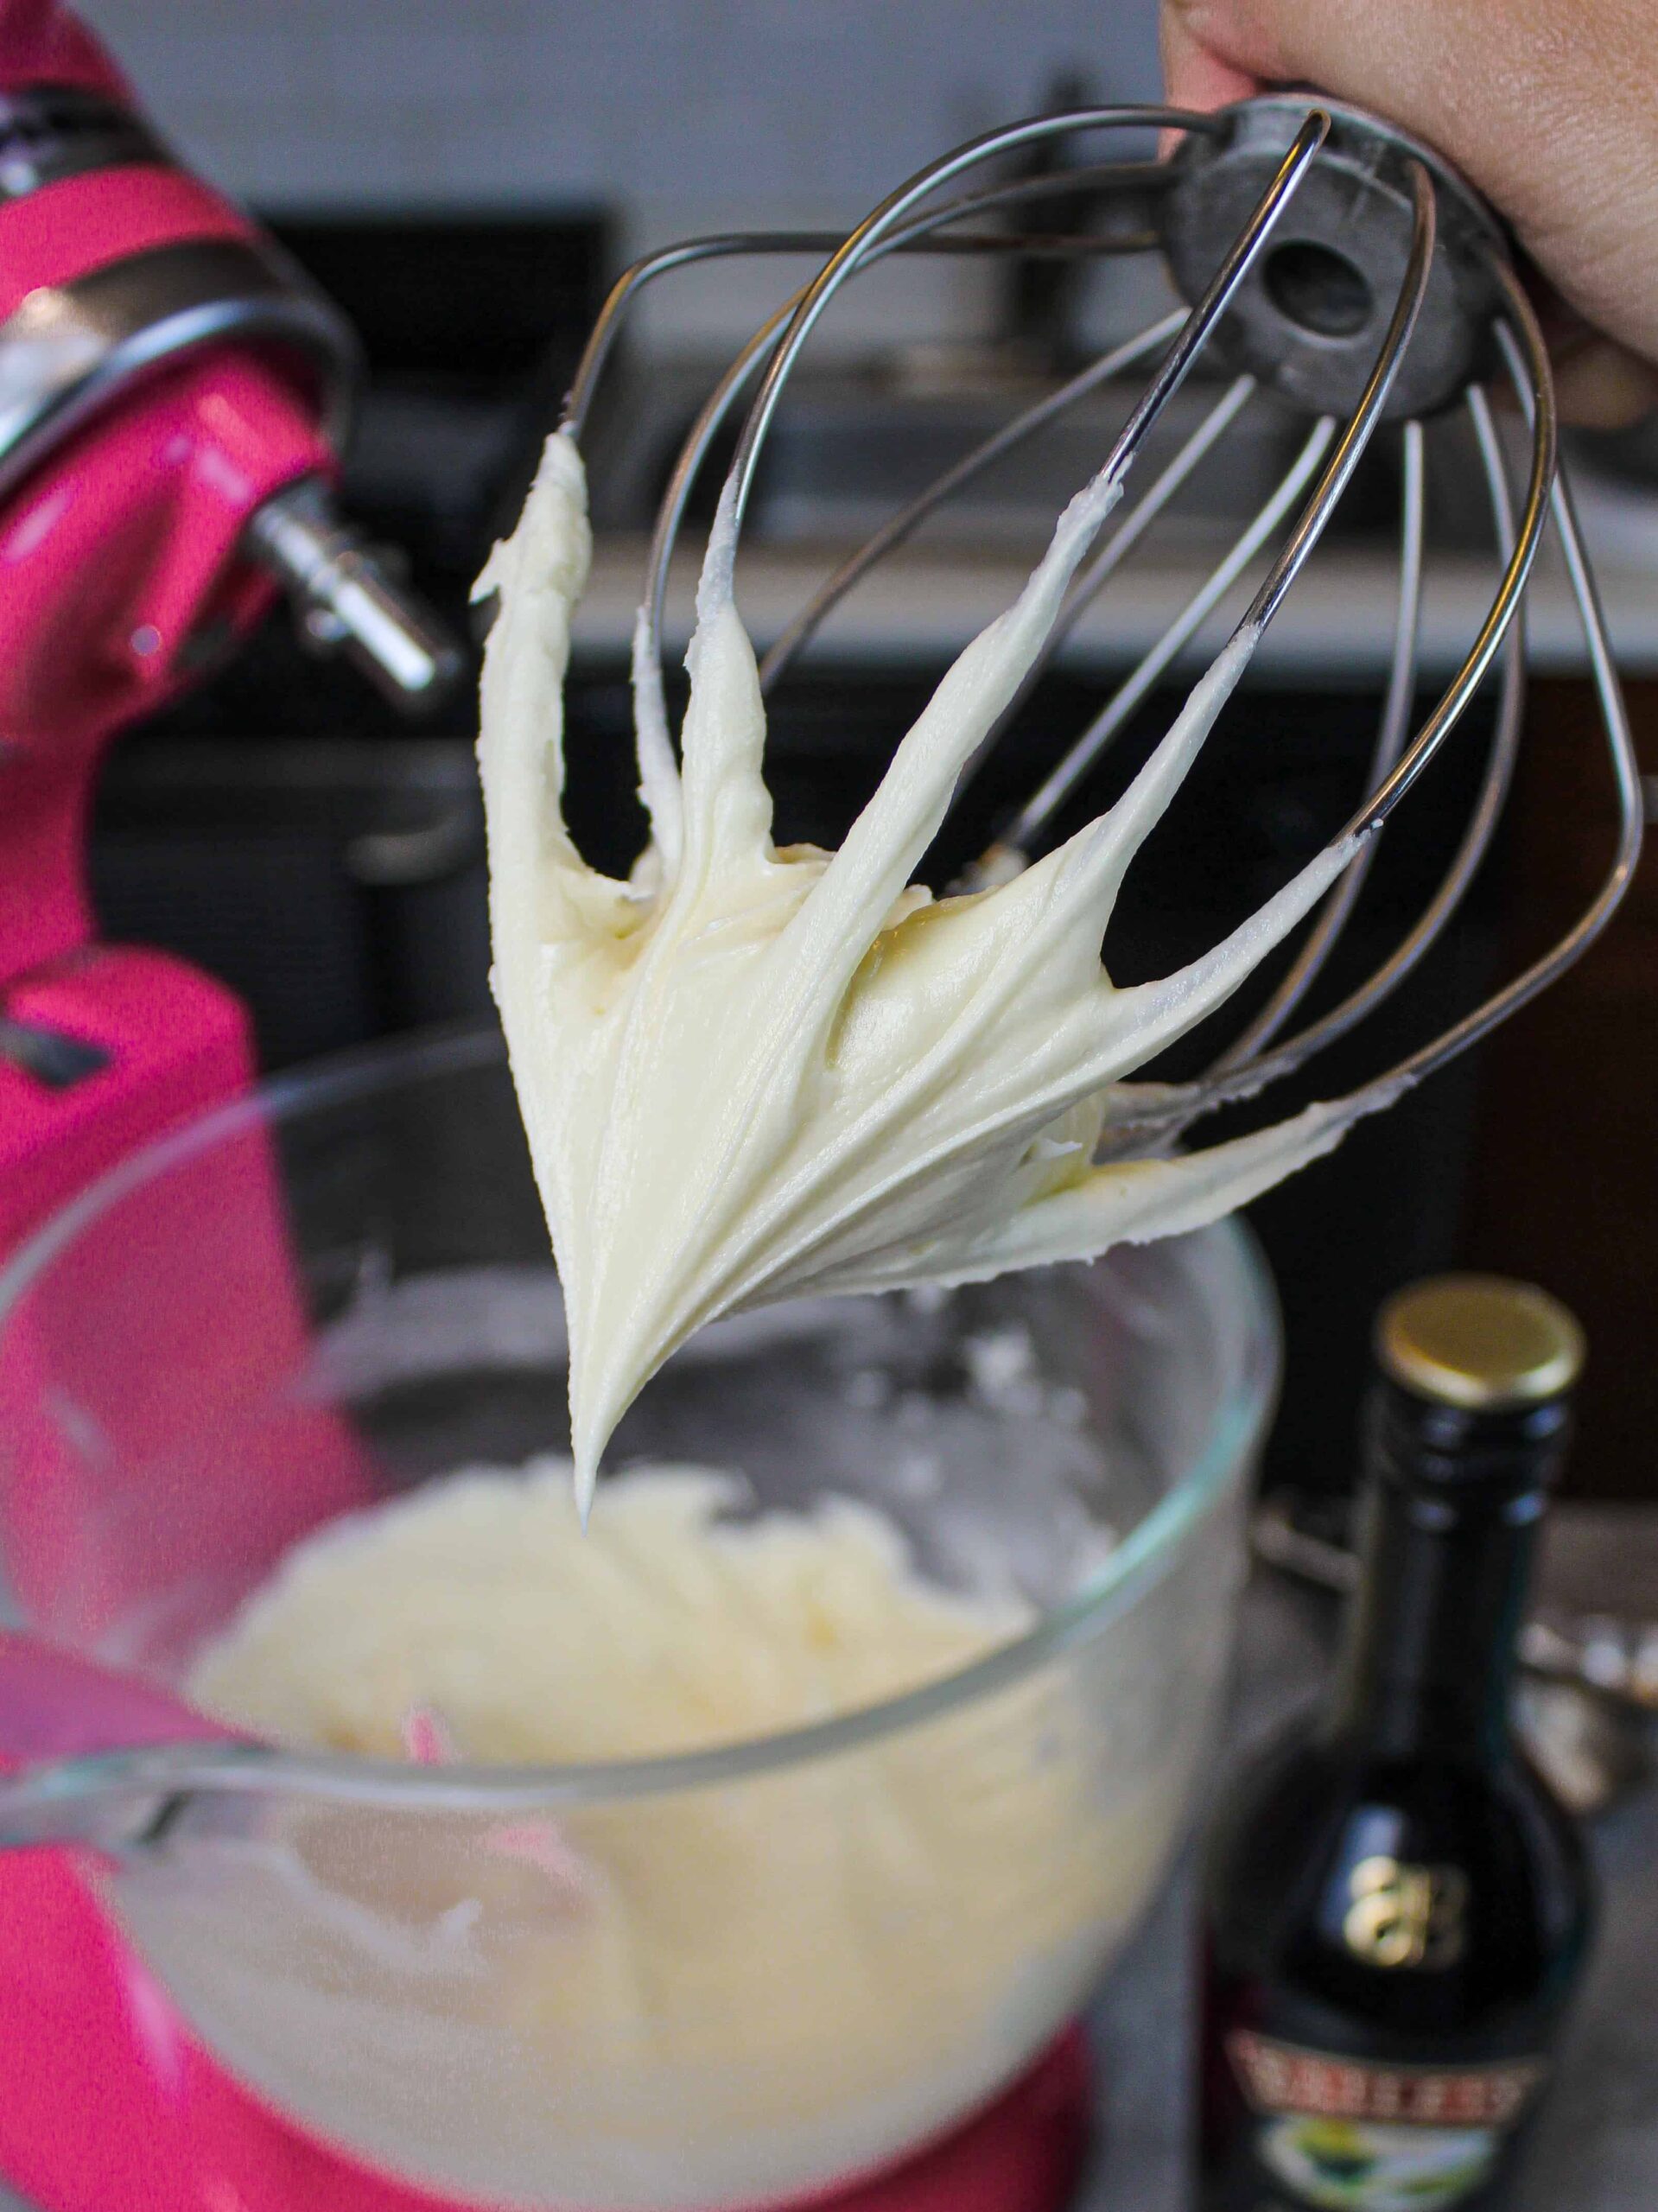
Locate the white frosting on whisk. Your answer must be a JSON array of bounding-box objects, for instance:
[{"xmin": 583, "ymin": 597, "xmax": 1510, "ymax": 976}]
[{"xmin": 475, "ymin": 429, "xmax": 1383, "ymax": 1513}]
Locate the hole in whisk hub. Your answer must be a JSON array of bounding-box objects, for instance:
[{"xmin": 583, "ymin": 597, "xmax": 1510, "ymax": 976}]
[{"xmin": 1262, "ymin": 239, "xmax": 1374, "ymax": 340}]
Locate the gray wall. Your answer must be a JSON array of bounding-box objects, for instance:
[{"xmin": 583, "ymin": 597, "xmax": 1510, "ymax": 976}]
[{"xmin": 79, "ymin": 1, "xmax": 1166, "ymax": 353}]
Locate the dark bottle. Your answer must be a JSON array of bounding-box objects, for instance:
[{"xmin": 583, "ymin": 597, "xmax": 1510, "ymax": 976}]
[{"xmin": 1197, "ymin": 1275, "xmax": 1596, "ymax": 2212}]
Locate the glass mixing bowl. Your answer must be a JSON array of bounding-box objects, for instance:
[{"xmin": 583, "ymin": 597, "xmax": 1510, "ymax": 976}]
[{"xmin": 0, "ymin": 1027, "xmax": 1279, "ymax": 2211}]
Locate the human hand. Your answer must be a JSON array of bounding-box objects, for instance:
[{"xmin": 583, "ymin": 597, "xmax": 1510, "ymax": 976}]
[{"xmin": 1161, "ymin": 0, "xmax": 1658, "ymax": 423}]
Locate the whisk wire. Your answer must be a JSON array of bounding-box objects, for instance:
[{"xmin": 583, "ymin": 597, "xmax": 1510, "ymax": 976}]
[
  {"xmin": 1214, "ymin": 417, "xmax": 1427, "ymax": 1071},
  {"xmin": 1384, "ymin": 324, "xmax": 1641, "ymax": 1087},
  {"xmin": 1243, "ymin": 164, "xmax": 1435, "ymax": 639},
  {"xmin": 1001, "ymin": 413, "xmax": 1337, "ymax": 855},
  {"xmin": 630, "ymin": 106, "xmax": 1327, "ymax": 755},
  {"xmin": 1333, "ymin": 260, "xmax": 1556, "ymax": 847},
  {"xmin": 982, "ymin": 157, "xmax": 1435, "ymax": 864},
  {"xmin": 757, "ymin": 310, "xmax": 1192, "ymax": 694},
  {"xmin": 632, "ymin": 149, "xmax": 1247, "ymax": 722},
  {"xmin": 950, "ymin": 371, "xmax": 1259, "ymax": 800},
  {"xmin": 1122, "ymin": 288, "xmax": 1631, "ymax": 1134},
  {"xmin": 721, "ymin": 107, "xmax": 1326, "ymax": 549}
]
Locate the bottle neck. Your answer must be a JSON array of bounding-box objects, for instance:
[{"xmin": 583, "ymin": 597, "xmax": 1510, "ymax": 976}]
[{"xmin": 1329, "ymin": 1386, "xmax": 1569, "ymax": 1761}]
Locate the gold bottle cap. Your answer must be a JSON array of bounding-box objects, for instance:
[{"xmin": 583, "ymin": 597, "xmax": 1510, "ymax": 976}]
[{"xmin": 1376, "ymin": 1274, "xmax": 1585, "ymax": 1411}]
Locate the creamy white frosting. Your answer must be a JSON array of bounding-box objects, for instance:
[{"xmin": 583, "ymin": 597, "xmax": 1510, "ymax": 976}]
[
  {"xmin": 476, "ymin": 432, "xmax": 1384, "ymax": 1510},
  {"xmin": 181, "ymin": 1461, "xmax": 1161, "ymax": 2208},
  {"xmin": 191, "ymin": 1461, "xmax": 1031, "ymax": 1759}
]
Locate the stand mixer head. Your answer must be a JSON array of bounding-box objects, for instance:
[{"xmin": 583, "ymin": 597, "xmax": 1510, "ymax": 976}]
[{"xmin": 0, "ymin": 0, "xmax": 464, "ymax": 1254}]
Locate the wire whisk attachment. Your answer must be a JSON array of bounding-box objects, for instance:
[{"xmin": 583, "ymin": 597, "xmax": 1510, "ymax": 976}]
[{"xmin": 554, "ymin": 92, "xmax": 1640, "ymax": 1181}]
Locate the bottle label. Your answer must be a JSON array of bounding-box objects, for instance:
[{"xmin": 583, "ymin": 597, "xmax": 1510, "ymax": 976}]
[{"xmin": 1226, "ymin": 2030, "xmax": 1547, "ymax": 2210}]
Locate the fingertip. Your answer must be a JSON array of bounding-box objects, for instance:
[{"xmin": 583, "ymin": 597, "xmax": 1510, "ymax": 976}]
[{"xmin": 1159, "ymin": 3, "xmax": 1261, "ymax": 157}]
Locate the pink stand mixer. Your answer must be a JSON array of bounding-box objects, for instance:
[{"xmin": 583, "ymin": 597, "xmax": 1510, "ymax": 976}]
[{"xmin": 0, "ymin": 7, "xmax": 1090, "ymax": 2209}]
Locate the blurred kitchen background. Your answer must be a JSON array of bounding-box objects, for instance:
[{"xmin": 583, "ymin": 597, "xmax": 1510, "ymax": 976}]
[{"xmin": 77, "ymin": 0, "xmax": 1658, "ymax": 1505}]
